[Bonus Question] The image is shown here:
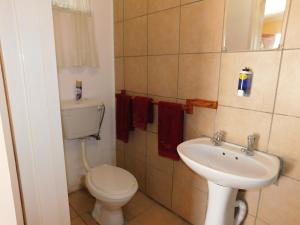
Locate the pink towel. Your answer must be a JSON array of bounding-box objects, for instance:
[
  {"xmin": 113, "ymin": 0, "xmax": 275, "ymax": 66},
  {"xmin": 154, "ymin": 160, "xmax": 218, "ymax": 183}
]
[
  {"xmin": 158, "ymin": 101, "xmax": 184, "ymax": 161},
  {"xmin": 132, "ymin": 96, "xmax": 153, "ymax": 130}
]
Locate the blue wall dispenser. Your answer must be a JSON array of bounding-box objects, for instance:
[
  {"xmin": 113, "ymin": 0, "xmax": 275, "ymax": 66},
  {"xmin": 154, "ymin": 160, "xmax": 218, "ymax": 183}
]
[{"xmin": 237, "ymin": 67, "xmax": 253, "ymax": 97}]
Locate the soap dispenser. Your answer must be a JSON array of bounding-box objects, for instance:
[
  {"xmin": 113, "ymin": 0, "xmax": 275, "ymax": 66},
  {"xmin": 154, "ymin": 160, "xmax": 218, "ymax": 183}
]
[{"xmin": 237, "ymin": 67, "xmax": 253, "ymax": 97}]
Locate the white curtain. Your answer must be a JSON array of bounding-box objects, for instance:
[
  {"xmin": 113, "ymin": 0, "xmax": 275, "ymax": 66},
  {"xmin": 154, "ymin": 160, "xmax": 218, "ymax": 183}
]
[
  {"xmin": 52, "ymin": 0, "xmax": 91, "ymax": 13},
  {"xmin": 52, "ymin": 0, "xmax": 98, "ymax": 68}
]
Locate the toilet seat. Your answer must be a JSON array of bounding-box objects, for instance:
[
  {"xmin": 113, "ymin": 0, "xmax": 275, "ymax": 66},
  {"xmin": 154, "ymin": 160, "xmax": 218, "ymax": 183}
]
[{"xmin": 86, "ymin": 164, "xmax": 138, "ymax": 202}]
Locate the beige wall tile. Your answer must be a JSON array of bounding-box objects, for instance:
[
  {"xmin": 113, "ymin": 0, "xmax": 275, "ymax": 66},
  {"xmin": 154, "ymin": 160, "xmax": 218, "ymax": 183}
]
[
  {"xmin": 178, "ymin": 53, "xmax": 220, "ymax": 100},
  {"xmin": 124, "ymin": 0, "xmax": 147, "ymax": 19},
  {"xmin": 172, "ymin": 177, "xmax": 207, "ymax": 225},
  {"xmin": 148, "ymin": 8, "xmax": 180, "ymax": 55},
  {"xmin": 124, "ymin": 129, "xmax": 147, "ymax": 190},
  {"xmin": 275, "ymin": 50, "xmax": 300, "ymax": 116},
  {"xmin": 181, "ymin": 0, "xmax": 199, "ymax": 5},
  {"xmin": 258, "ymin": 176, "xmax": 300, "ymax": 225},
  {"xmin": 146, "ymin": 132, "xmax": 174, "ymax": 174},
  {"xmin": 114, "ymin": 0, "xmax": 124, "ymax": 22},
  {"xmin": 269, "ymin": 115, "xmax": 300, "ymax": 180},
  {"xmin": 124, "ymin": 129, "xmax": 147, "ymax": 159},
  {"xmin": 124, "ymin": 16, "xmax": 147, "ymax": 56},
  {"xmin": 215, "ymin": 106, "xmax": 272, "ymax": 151},
  {"xmin": 242, "ymin": 214, "xmax": 255, "ymax": 225},
  {"xmin": 180, "ymin": 0, "xmax": 224, "ymax": 53},
  {"xmin": 114, "ymin": 22, "xmax": 124, "ymax": 57},
  {"xmin": 219, "ymin": 51, "xmax": 281, "ymax": 112},
  {"xmin": 184, "ymin": 108, "xmax": 217, "ymax": 140},
  {"xmin": 255, "ymin": 219, "xmax": 269, "ymax": 225},
  {"xmin": 148, "ymin": 0, "xmax": 180, "ymax": 13},
  {"xmin": 238, "ymin": 189, "xmax": 260, "ymax": 216},
  {"xmin": 174, "ymin": 160, "xmax": 208, "ymax": 192},
  {"xmin": 115, "ymin": 57, "xmax": 124, "ymax": 91},
  {"xmin": 148, "ymin": 55, "xmax": 178, "ymax": 97},
  {"xmin": 146, "ymin": 166, "xmax": 173, "ymax": 208},
  {"xmin": 116, "ymin": 140, "xmax": 125, "ymax": 168},
  {"xmin": 284, "ymin": 0, "xmax": 300, "ymax": 49},
  {"xmin": 124, "ymin": 56, "xmax": 147, "ymax": 93},
  {"xmin": 125, "ymin": 153, "xmax": 147, "ymax": 191}
]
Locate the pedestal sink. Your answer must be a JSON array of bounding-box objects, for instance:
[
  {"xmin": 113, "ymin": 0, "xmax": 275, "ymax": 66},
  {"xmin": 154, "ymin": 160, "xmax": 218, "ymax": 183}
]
[{"xmin": 177, "ymin": 137, "xmax": 280, "ymax": 225}]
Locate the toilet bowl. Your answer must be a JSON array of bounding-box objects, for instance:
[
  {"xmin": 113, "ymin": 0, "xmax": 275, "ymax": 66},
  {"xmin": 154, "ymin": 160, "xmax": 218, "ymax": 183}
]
[
  {"xmin": 86, "ymin": 164, "xmax": 138, "ymax": 225},
  {"xmin": 61, "ymin": 99, "xmax": 138, "ymax": 225}
]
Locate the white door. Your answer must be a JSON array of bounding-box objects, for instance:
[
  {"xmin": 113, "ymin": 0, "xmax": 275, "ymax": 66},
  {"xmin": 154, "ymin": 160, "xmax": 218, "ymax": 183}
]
[
  {"xmin": 0, "ymin": 1, "xmax": 70, "ymax": 225},
  {"xmin": 0, "ymin": 49, "xmax": 24, "ymax": 225}
]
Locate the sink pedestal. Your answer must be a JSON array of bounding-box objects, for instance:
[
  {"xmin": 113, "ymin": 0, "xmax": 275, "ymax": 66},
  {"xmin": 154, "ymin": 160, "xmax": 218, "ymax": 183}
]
[{"xmin": 205, "ymin": 181, "xmax": 238, "ymax": 225}]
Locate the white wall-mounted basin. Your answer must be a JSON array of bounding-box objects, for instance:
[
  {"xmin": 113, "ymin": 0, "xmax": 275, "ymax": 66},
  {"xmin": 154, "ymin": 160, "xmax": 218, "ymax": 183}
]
[
  {"xmin": 177, "ymin": 137, "xmax": 280, "ymax": 190},
  {"xmin": 177, "ymin": 137, "xmax": 281, "ymax": 225}
]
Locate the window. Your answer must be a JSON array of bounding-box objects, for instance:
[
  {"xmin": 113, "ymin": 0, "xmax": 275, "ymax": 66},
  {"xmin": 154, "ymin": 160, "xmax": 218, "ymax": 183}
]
[{"xmin": 52, "ymin": 0, "xmax": 98, "ymax": 68}]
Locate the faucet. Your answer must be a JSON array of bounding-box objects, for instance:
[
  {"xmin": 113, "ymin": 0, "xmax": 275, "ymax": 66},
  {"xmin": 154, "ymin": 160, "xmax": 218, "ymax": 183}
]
[
  {"xmin": 211, "ymin": 131, "xmax": 224, "ymax": 146},
  {"xmin": 241, "ymin": 134, "xmax": 256, "ymax": 156}
]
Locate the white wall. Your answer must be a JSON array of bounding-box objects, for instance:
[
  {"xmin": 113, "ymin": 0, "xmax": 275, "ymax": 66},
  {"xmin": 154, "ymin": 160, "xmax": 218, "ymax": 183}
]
[
  {"xmin": 58, "ymin": 0, "xmax": 116, "ymax": 192},
  {"xmin": 0, "ymin": 0, "xmax": 70, "ymax": 224}
]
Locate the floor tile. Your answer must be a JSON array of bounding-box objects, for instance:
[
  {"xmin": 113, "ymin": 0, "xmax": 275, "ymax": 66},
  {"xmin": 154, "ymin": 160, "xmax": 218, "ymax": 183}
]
[
  {"xmin": 69, "ymin": 190, "xmax": 187, "ymax": 225},
  {"xmin": 69, "ymin": 205, "xmax": 78, "ymax": 219},
  {"xmin": 71, "ymin": 217, "xmax": 86, "ymax": 225},
  {"xmin": 129, "ymin": 204, "xmax": 184, "ymax": 225},
  {"xmin": 81, "ymin": 213, "xmax": 98, "ymax": 225},
  {"xmin": 124, "ymin": 191, "xmax": 156, "ymax": 220},
  {"xmin": 69, "ymin": 189, "xmax": 96, "ymax": 215}
]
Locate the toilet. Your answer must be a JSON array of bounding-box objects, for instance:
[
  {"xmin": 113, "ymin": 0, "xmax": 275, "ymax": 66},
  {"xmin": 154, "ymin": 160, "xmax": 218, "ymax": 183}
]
[{"xmin": 61, "ymin": 98, "xmax": 138, "ymax": 225}]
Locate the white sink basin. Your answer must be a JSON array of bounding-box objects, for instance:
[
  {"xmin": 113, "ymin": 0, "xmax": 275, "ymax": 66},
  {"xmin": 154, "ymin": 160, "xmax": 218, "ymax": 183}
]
[
  {"xmin": 177, "ymin": 137, "xmax": 280, "ymax": 189},
  {"xmin": 177, "ymin": 137, "xmax": 281, "ymax": 225}
]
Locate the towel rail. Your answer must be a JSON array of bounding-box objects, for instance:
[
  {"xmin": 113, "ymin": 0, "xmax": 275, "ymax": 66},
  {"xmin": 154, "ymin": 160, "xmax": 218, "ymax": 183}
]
[{"xmin": 117, "ymin": 90, "xmax": 218, "ymax": 114}]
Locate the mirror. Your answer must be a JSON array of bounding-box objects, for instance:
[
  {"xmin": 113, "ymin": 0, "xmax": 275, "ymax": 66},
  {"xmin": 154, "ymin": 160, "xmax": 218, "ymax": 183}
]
[{"xmin": 223, "ymin": 0, "xmax": 289, "ymax": 52}]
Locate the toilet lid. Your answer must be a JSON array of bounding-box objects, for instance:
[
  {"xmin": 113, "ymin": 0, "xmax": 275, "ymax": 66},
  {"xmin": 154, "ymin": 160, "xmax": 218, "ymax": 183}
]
[{"xmin": 89, "ymin": 164, "xmax": 138, "ymax": 196}]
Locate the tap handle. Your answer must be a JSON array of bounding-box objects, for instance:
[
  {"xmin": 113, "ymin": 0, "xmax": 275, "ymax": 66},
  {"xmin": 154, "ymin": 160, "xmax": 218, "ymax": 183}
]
[
  {"xmin": 215, "ymin": 130, "xmax": 224, "ymax": 140},
  {"xmin": 247, "ymin": 134, "xmax": 256, "ymax": 146}
]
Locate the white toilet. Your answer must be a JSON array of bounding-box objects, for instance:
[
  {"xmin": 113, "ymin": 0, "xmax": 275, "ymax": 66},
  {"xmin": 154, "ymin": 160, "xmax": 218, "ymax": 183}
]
[{"xmin": 61, "ymin": 98, "xmax": 138, "ymax": 225}]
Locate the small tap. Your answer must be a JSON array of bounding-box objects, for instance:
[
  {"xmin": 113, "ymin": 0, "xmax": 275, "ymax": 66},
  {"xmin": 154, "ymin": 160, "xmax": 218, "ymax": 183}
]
[
  {"xmin": 241, "ymin": 134, "xmax": 256, "ymax": 156},
  {"xmin": 211, "ymin": 131, "xmax": 224, "ymax": 146}
]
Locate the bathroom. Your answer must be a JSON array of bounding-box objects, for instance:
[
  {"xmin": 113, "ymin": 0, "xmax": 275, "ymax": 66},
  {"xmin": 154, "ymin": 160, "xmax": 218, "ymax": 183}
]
[{"xmin": 0, "ymin": 0, "xmax": 299, "ymax": 225}]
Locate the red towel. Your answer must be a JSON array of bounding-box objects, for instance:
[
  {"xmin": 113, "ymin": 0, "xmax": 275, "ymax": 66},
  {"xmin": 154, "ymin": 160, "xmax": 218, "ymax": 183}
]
[
  {"xmin": 158, "ymin": 101, "xmax": 184, "ymax": 161},
  {"xmin": 116, "ymin": 93, "xmax": 132, "ymax": 143},
  {"xmin": 132, "ymin": 96, "xmax": 153, "ymax": 130}
]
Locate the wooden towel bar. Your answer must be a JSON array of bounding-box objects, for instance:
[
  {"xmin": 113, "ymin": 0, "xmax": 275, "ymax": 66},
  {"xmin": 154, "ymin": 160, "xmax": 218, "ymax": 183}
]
[{"xmin": 118, "ymin": 90, "xmax": 218, "ymax": 114}]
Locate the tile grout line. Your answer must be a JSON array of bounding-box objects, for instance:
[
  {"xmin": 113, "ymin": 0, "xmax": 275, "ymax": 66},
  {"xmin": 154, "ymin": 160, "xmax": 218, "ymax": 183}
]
[
  {"xmin": 68, "ymin": 203, "xmax": 89, "ymax": 225},
  {"xmin": 118, "ymin": 47, "xmax": 300, "ymax": 57},
  {"xmin": 264, "ymin": 0, "xmax": 293, "ymax": 180},
  {"xmin": 171, "ymin": 1, "xmax": 183, "ymax": 209},
  {"xmin": 123, "ymin": 89, "xmax": 300, "ymax": 119},
  {"xmin": 145, "ymin": 0, "xmax": 149, "ymax": 197},
  {"xmin": 213, "ymin": 0, "xmax": 227, "ymax": 135}
]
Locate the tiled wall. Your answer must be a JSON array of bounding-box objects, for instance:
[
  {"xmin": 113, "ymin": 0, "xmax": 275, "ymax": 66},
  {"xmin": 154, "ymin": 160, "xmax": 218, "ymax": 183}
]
[{"xmin": 114, "ymin": 0, "xmax": 300, "ymax": 225}]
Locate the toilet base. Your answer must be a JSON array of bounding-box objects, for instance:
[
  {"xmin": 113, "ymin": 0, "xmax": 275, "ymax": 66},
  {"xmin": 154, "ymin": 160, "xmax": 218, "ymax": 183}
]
[{"xmin": 92, "ymin": 201, "xmax": 124, "ymax": 225}]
